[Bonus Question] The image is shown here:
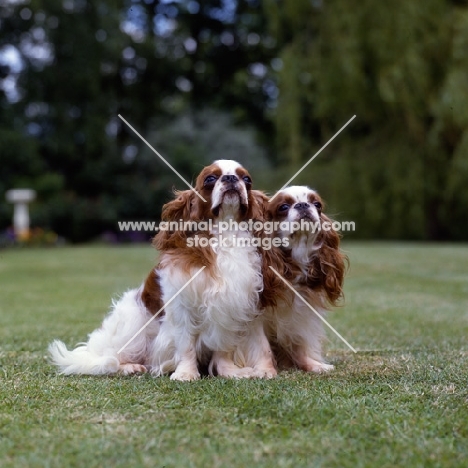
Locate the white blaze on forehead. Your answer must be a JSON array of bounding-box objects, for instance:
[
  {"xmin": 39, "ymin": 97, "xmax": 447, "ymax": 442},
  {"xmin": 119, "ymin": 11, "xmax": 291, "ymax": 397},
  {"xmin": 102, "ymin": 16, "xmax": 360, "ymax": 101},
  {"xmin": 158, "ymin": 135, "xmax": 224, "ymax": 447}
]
[
  {"xmin": 213, "ymin": 159, "xmax": 242, "ymax": 175},
  {"xmin": 211, "ymin": 160, "xmax": 249, "ymax": 216},
  {"xmin": 279, "ymin": 186, "xmax": 317, "ymax": 202},
  {"xmin": 276, "ymin": 186, "xmax": 321, "ymax": 243}
]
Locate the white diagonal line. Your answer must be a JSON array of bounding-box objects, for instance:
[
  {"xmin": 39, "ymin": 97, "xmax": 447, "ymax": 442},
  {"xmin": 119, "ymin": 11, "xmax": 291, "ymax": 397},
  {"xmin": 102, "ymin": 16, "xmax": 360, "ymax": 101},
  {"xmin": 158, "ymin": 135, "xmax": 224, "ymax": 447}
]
[
  {"xmin": 269, "ymin": 266, "xmax": 357, "ymax": 353},
  {"xmin": 118, "ymin": 114, "xmax": 207, "ymax": 202},
  {"xmin": 269, "ymin": 115, "xmax": 356, "ymax": 202},
  {"xmin": 117, "ymin": 266, "xmax": 206, "ymax": 355}
]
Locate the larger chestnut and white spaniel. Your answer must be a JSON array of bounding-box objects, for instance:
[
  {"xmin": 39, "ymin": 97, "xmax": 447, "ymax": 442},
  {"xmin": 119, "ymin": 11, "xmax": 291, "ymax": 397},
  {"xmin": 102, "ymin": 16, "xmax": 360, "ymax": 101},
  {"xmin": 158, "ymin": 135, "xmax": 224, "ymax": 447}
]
[
  {"xmin": 263, "ymin": 186, "xmax": 347, "ymax": 373},
  {"xmin": 49, "ymin": 160, "xmax": 277, "ymax": 380}
]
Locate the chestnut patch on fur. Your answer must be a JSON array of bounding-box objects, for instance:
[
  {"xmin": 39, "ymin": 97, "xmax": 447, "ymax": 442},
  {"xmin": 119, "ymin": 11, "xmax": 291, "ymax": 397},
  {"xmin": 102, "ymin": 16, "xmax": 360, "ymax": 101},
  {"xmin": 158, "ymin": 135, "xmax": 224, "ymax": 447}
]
[{"xmin": 141, "ymin": 269, "xmax": 164, "ymax": 316}]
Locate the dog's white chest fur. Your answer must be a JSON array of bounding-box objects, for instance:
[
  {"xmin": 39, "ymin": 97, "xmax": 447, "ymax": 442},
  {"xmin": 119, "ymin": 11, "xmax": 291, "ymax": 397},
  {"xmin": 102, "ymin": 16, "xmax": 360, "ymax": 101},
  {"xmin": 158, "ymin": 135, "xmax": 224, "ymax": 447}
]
[{"xmin": 160, "ymin": 230, "xmax": 262, "ymax": 351}]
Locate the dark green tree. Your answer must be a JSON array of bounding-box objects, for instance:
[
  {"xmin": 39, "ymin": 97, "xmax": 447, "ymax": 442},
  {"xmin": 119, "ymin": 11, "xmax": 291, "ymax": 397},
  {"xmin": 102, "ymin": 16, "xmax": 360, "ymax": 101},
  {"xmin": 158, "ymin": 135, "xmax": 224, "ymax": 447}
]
[
  {"xmin": 266, "ymin": 0, "xmax": 468, "ymax": 240},
  {"xmin": 0, "ymin": 0, "xmax": 278, "ymax": 241}
]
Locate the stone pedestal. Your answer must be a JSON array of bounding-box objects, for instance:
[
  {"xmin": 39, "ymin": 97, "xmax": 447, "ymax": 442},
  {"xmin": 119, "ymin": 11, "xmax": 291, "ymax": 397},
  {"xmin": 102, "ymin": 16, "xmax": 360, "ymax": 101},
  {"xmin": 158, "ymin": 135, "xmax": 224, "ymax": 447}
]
[{"xmin": 5, "ymin": 189, "xmax": 36, "ymax": 240}]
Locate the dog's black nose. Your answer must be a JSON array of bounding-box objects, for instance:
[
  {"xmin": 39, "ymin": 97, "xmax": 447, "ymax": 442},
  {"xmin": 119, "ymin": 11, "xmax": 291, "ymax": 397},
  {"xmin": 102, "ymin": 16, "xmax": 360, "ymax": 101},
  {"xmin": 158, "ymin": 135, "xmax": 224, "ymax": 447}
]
[
  {"xmin": 221, "ymin": 174, "xmax": 239, "ymax": 183},
  {"xmin": 294, "ymin": 202, "xmax": 310, "ymax": 210}
]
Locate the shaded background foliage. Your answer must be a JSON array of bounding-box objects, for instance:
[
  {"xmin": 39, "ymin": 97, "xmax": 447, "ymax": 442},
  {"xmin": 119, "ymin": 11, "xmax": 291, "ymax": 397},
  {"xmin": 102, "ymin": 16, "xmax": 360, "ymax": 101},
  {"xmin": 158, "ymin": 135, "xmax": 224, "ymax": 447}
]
[{"xmin": 0, "ymin": 0, "xmax": 467, "ymax": 242}]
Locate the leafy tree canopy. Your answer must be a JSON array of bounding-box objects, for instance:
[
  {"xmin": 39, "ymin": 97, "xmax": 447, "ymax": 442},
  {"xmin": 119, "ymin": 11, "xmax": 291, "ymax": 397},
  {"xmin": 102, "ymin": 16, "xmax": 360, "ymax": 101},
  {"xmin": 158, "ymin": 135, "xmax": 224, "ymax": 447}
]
[
  {"xmin": 267, "ymin": 0, "xmax": 468, "ymax": 240},
  {"xmin": 0, "ymin": 0, "xmax": 277, "ymax": 241},
  {"xmin": 1, "ymin": 0, "xmax": 467, "ymax": 241}
]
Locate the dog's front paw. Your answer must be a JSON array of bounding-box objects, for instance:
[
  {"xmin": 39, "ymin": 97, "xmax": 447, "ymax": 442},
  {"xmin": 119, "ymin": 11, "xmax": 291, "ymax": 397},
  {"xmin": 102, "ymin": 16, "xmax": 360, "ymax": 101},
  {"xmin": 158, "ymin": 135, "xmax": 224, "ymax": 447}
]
[
  {"xmin": 251, "ymin": 366, "xmax": 277, "ymax": 379},
  {"xmin": 304, "ymin": 359, "xmax": 334, "ymax": 373},
  {"xmin": 119, "ymin": 363, "xmax": 147, "ymax": 375},
  {"xmin": 218, "ymin": 366, "xmax": 277, "ymax": 379},
  {"xmin": 170, "ymin": 369, "xmax": 201, "ymax": 381}
]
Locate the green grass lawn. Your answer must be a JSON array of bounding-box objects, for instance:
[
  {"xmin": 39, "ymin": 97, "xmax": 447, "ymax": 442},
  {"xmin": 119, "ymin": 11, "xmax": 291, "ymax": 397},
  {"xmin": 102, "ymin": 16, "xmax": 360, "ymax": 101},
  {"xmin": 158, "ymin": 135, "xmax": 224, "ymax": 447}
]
[{"xmin": 0, "ymin": 243, "xmax": 467, "ymax": 467}]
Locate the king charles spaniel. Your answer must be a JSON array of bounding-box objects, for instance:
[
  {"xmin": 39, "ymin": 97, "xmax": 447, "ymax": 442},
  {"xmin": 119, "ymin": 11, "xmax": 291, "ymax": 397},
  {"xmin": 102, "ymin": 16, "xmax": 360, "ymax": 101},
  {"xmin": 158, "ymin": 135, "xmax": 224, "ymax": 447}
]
[
  {"xmin": 263, "ymin": 186, "xmax": 347, "ymax": 373},
  {"xmin": 49, "ymin": 160, "xmax": 277, "ymax": 380}
]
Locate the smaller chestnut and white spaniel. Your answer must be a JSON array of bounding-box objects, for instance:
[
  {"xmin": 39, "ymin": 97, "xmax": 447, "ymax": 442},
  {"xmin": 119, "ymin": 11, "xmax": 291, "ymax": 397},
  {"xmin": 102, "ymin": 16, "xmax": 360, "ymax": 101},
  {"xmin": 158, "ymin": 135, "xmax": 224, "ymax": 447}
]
[
  {"xmin": 263, "ymin": 186, "xmax": 347, "ymax": 373},
  {"xmin": 49, "ymin": 160, "xmax": 277, "ymax": 380}
]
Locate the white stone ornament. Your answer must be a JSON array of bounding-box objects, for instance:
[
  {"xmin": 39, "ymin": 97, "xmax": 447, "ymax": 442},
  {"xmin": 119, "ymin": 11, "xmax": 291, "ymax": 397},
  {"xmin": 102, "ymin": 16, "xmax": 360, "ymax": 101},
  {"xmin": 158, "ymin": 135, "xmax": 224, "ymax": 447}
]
[{"xmin": 5, "ymin": 189, "xmax": 36, "ymax": 240}]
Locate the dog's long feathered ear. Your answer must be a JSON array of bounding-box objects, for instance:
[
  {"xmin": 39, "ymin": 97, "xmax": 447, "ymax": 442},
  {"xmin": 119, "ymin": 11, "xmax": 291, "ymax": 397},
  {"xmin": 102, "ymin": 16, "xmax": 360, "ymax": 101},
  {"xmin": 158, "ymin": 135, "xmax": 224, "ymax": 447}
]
[
  {"xmin": 260, "ymin": 245, "xmax": 290, "ymax": 309},
  {"xmin": 310, "ymin": 214, "xmax": 348, "ymax": 306},
  {"xmin": 251, "ymin": 189, "xmax": 292, "ymax": 309},
  {"xmin": 161, "ymin": 190, "xmax": 195, "ymax": 221},
  {"xmin": 248, "ymin": 189, "xmax": 269, "ymax": 221},
  {"xmin": 153, "ymin": 190, "xmax": 196, "ymax": 250}
]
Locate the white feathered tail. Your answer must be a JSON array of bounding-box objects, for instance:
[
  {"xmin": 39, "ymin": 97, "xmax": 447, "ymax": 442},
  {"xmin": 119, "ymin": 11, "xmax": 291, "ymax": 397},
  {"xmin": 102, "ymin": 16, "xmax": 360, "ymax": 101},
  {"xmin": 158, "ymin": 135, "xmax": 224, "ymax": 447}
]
[{"xmin": 48, "ymin": 288, "xmax": 160, "ymax": 375}]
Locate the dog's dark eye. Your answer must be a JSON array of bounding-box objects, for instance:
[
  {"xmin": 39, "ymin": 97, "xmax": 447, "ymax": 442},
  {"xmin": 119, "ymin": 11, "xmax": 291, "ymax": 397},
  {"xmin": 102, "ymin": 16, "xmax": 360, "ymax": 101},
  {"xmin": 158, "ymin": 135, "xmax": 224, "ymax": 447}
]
[
  {"xmin": 278, "ymin": 204, "xmax": 290, "ymax": 212},
  {"xmin": 313, "ymin": 201, "xmax": 322, "ymax": 212},
  {"xmin": 242, "ymin": 176, "xmax": 252, "ymax": 185},
  {"xmin": 204, "ymin": 175, "xmax": 218, "ymax": 186}
]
